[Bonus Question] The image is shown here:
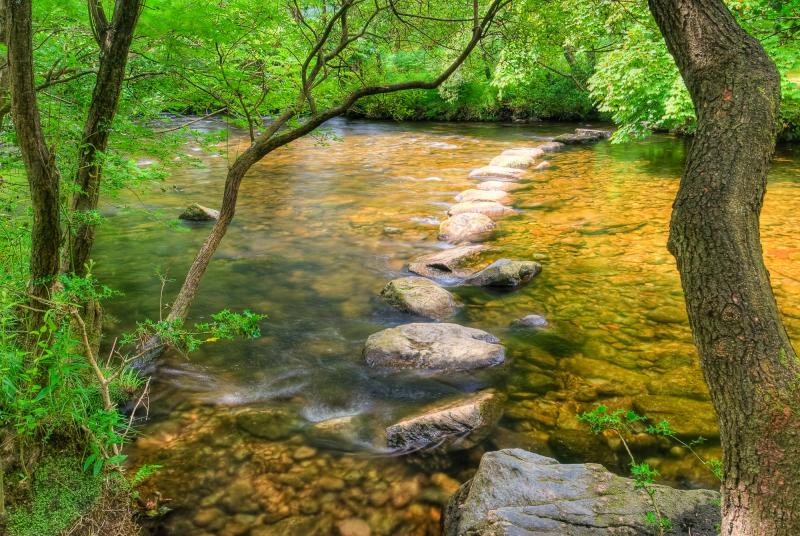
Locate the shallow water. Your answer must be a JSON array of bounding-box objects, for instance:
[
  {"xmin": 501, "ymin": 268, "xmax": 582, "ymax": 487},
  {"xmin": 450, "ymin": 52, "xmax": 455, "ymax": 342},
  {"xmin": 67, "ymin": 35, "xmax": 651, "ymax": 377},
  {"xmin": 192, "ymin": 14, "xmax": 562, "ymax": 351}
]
[{"xmin": 93, "ymin": 119, "xmax": 800, "ymax": 535}]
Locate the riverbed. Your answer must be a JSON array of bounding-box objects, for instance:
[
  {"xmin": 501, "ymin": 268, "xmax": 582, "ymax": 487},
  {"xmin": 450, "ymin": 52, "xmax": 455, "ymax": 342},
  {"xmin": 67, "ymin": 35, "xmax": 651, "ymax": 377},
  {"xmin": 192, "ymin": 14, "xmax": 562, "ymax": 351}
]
[{"xmin": 93, "ymin": 119, "xmax": 800, "ymax": 535}]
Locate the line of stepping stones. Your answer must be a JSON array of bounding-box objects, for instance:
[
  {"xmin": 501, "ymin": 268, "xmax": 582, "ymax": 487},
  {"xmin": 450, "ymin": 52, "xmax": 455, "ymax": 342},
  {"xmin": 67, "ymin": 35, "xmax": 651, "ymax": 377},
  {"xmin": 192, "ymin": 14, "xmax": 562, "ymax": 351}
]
[{"xmin": 362, "ymin": 128, "xmax": 611, "ymax": 454}]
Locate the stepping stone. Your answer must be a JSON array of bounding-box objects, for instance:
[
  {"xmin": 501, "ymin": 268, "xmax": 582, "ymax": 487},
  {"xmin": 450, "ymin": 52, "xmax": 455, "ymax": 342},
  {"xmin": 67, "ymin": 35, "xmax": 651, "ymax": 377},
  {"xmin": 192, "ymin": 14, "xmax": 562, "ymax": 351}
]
[
  {"xmin": 448, "ymin": 201, "xmax": 515, "ymax": 218},
  {"xmin": 464, "ymin": 259, "xmax": 542, "ymax": 288},
  {"xmin": 379, "ymin": 276, "xmax": 462, "ymax": 320},
  {"xmin": 439, "ymin": 213, "xmax": 496, "ymax": 243},
  {"xmin": 489, "ymin": 154, "xmax": 531, "ymax": 169},
  {"xmin": 455, "ymin": 189, "xmax": 511, "ymax": 204},
  {"xmin": 533, "ymin": 161, "xmax": 552, "ymax": 170},
  {"xmin": 502, "ymin": 147, "xmax": 545, "ymax": 160},
  {"xmin": 363, "ymin": 323, "xmax": 505, "ymax": 371},
  {"xmin": 469, "ymin": 166, "xmax": 525, "ymax": 180},
  {"xmin": 553, "ymin": 128, "xmax": 612, "ymax": 144},
  {"xmin": 408, "ymin": 244, "xmax": 491, "ymax": 279},
  {"xmin": 476, "ymin": 181, "xmax": 526, "ymax": 192},
  {"xmin": 386, "ymin": 390, "xmax": 503, "ymax": 452},
  {"xmin": 538, "ymin": 141, "xmax": 565, "ymax": 153}
]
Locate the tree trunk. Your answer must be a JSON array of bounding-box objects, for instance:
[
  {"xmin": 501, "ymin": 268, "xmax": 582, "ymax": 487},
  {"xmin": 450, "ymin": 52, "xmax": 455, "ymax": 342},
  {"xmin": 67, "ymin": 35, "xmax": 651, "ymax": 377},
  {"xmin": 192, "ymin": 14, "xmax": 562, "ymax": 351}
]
[
  {"xmin": 65, "ymin": 0, "xmax": 142, "ymax": 275},
  {"xmin": 6, "ymin": 0, "xmax": 61, "ymax": 325},
  {"xmin": 648, "ymin": 0, "xmax": 800, "ymax": 534}
]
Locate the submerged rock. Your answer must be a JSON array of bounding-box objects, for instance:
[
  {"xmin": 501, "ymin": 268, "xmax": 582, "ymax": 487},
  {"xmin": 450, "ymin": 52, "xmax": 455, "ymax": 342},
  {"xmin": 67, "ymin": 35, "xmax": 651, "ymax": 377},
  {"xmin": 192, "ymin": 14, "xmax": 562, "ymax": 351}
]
[
  {"xmin": 489, "ymin": 154, "xmax": 531, "ymax": 169},
  {"xmin": 380, "ymin": 276, "xmax": 462, "ymax": 320},
  {"xmin": 464, "ymin": 259, "xmax": 542, "ymax": 288},
  {"xmin": 235, "ymin": 407, "xmax": 303, "ymax": 441},
  {"xmin": 475, "ymin": 180, "xmax": 525, "ymax": 192},
  {"xmin": 533, "ymin": 160, "xmax": 552, "ymax": 170},
  {"xmin": 512, "ymin": 314, "xmax": 548, "ymax": 329},
  {"xmin": 363, "ymin": 323, "xmax": 505, "ymax": 371},
  {"xmin": 448, "ymin": 201, "xmax": 515, "ymax": 218},
  {"xmin": 179, "ymin": 203, "xmax": 220, "ymax": 221},
  {"xmin": 632, "ymin": 395, "xmax": 719, "ymax": 439},
  {"xmin": 537, "ymin": 141, "xmax": 565, "ymax": 153},
  {"xmin": 454, "ymin": 189, "xmax": 511, "ymax": 204},
  {"xmin": 386, "ymin": 390, "xmax": 503, "ymax": 452},
  {"xmin": 439, "ymin": 213, "xmax": 496, "ymax": 243},
  {"xmin": 408, "ymin": 245, "xmax": 490, "ymax": 279},
  {"xmin": 468, "ymin": 166, "xmax": 525, "ymax": 180},
  {"xmin": 444, "ymin": 449, "xmax": 721, "ymax": 536}
]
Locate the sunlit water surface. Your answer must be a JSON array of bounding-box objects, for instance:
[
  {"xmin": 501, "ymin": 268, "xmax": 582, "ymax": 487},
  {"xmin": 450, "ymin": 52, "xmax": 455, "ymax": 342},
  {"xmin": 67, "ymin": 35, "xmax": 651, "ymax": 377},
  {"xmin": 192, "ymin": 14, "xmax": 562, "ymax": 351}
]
[{"xmin": 93, "ymin": 118, "xmax": 800, "ymax": 535}]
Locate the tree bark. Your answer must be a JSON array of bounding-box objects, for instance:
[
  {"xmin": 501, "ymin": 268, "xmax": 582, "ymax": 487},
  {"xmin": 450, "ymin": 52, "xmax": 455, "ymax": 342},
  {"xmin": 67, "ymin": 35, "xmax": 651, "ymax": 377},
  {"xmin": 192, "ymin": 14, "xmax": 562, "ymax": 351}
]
[
  {"xmin": 65, "ymin": 0, "xmax": 142, "ymax": 275},
  {"xmin": 648, "ymin": 0, "xmax": 800, "ymax": 534},
  {"xmin": 6, "ymin": 0, "xmax": 61, "ymax": 325}
]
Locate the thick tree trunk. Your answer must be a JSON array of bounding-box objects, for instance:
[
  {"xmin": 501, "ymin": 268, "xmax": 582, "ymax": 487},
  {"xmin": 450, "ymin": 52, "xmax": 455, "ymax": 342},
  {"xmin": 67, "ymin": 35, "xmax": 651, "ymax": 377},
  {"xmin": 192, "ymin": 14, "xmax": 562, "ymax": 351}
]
[
  {"xmin": 65, "ymin": 0, "xmax": 142, "ymax": 275},
  {"xmin": 6, "ymin": 0, "xmax": 61, "ymax": 325},
  {"xmin": 649, "ymin": 0, "xmax": 800, "ymax": 534}
]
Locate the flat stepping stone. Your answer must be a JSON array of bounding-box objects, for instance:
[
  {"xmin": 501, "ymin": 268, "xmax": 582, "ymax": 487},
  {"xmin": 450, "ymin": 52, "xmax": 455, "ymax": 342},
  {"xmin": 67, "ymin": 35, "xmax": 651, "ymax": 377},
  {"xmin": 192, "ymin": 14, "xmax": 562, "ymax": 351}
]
[
  {"xmin": 363, "ymin": 323, "xmax": 505, "ymax": 371},
  {"xmin": 476, "ymin": 181, "xmax": 526, "ymax": 192},
  {"xmin": 379, "ymin": 276, "xmax": 462, "ymax": 320},
  {"xmin": 469, "ymin": 166, "xmax": 525, "ymax": 180},
  {"xmin": 448, "ymin": 201, "xmax": 515, "ymax": 218},
  {"xmin": 553, "ymin": 128, "xmax": 612, "ymax": 144},
  {"xmin": 464, "ymin": 259, "xmax": 542, "ymax": 288},
  {"xmin": 386, "ymin": 390, "xmax": 503, "ymax": 452},
  {"xmin": 501, "ymin": 147, "xmax": 545, "ymax": 159},
  {"xmin": 455, "ymin": 189, "xmax": 511, "ymax": 204},
  {"xmin": 439, "ymin": 213, "xmax": 496, "ymax": 243},
  {"xmin": 533, "ymin": 160, "xmax": 552, "ymax": 170},
  {"xmin": 408, "ymin": 244, "xmax": 490, "ymax": 279},
  {"xmin": 489, "ymin": 154, "xmax": 531, "ymax": 169},
  {"xmin": 538, "ymin": 141, "xmax": 566, "ymax": 153}
]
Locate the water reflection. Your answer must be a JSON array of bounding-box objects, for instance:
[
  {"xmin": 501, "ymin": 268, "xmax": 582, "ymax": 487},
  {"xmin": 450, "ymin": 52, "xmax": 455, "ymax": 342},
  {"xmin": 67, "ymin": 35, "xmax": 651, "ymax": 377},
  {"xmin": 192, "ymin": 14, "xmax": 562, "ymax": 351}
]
[{"xmin": 93, "ymin": 119, "xmax": 800, "ymax": 535}]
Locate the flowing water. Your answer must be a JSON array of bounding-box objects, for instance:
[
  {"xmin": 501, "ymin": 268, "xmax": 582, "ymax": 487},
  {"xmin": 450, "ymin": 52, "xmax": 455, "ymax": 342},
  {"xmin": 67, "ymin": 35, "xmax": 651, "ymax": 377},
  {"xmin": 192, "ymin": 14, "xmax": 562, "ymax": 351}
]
[{"xmin": 93, "ymin": 118, "xmax": 800, "ymax": 535}]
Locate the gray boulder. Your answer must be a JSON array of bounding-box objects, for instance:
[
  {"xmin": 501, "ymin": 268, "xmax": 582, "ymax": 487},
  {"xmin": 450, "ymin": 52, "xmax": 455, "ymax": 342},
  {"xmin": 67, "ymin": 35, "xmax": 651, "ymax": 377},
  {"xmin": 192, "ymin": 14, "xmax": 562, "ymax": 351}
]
[
  {"xmin": 179, "ymin": 203, "xmax": 220, "ymax": 221},
  {"xmin": 380, "ymin": 276, "xmax": 462, "ymax": 320},
  {"xmin": 408, "ymin": 245, "xmax": 491, "ymax": 279},
  {"xmin": 464, "ymin": 259, "xmax": 542, "ymax": 288},
  {"xmin": 439, "ymin": 213, "xmax": 496, "ymax": 243},
  {"xmin": 386, "ymin": 390, "xmax": 503, "ymax": 452},
  {"xmin": 363, "ymin": 323, "xmax": 505, "ymax": 371},
  {"xmin": 444, "ymin": 449, "xmax": 721, "ymax": 536},
  {"xmin": 575, "ymin": 128, "xmax": 612, "ymax": 138}
]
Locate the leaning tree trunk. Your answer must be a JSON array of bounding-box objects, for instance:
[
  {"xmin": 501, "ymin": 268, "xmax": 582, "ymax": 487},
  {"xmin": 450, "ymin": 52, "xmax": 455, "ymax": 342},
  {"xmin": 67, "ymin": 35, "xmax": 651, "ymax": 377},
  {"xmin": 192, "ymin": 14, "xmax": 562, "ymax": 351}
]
[
  {"xmin": 6, "ymin": 0, "xmax": 61, "ymax": 327},
  {"xmin": 65, "ymin": 0, "xmax": 142, "ymax": 276},
  {"xmin": 649, "ymin": 0, "xmax": 800, "ymax": 534}
]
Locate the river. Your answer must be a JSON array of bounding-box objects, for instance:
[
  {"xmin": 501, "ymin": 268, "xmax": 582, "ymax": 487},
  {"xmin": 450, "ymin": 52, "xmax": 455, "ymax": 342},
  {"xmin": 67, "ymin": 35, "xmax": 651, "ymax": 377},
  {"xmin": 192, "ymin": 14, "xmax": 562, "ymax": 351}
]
[{"xmin": 93, "ymin": 118, "xmax": 800, "ymax": 535}]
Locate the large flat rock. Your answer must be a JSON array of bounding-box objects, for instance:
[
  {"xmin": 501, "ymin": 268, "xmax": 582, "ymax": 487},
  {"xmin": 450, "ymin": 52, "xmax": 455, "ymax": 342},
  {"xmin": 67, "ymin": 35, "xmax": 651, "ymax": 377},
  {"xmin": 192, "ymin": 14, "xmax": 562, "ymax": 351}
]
[
  {"xmin": 363, "ymin": 323, "xmax": 505, "ymax": 371},
  {"xmin": 408, "ymin": 245, "xmax": 490, "ymax": 279},
  {"xmin": 444, "ymin": 449, "xmax": 720, "ymax": 536},
  {"xmin": 380, "ymin": 276, "xmax": 462, "ymax": 320},
  {"xmin": 489, "ymin": 154, "xmax": 532, "ymax": 169},
  {"xmin": 386, "ymin": 390, "xmax": 503, "ymax": 452}
]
